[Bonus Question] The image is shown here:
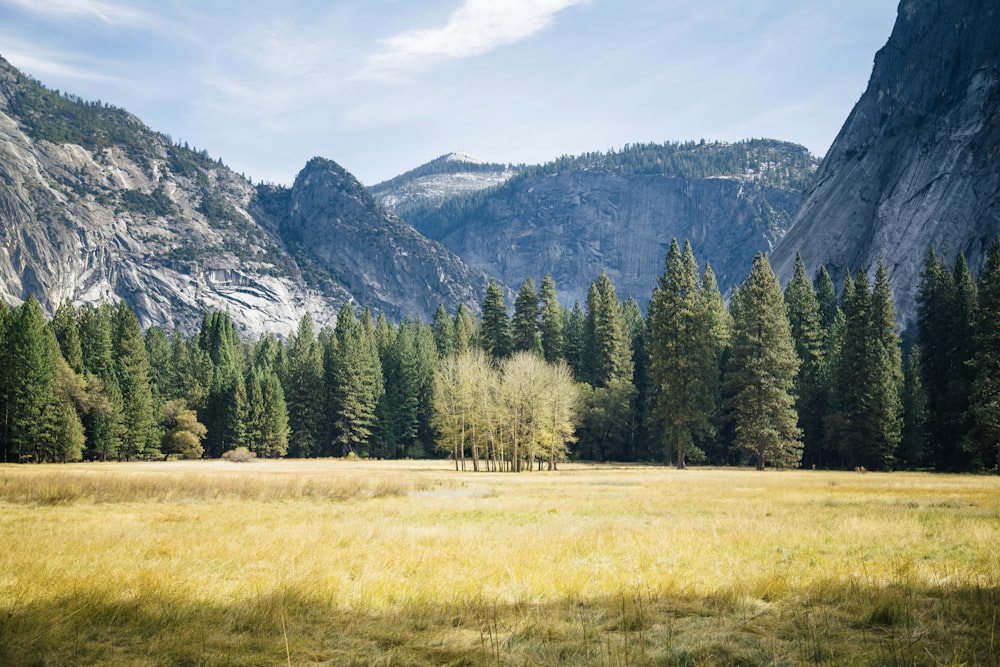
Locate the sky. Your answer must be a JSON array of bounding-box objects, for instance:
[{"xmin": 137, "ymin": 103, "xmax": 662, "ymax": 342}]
[{"xmin": 0, "ymin": 0, "xmax": 899, "ymax": 186}]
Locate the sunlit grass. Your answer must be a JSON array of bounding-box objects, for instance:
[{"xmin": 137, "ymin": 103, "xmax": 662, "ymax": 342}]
[{"xmin": 1, "ymin": 460, "xmax": 998, "ymax": 665}]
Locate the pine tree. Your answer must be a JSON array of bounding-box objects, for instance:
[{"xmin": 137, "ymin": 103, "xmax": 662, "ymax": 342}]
[
  {"xmin": 199, "ymin": 311, "xmax": 248, "ymax": 457},
  {"xmin": 577, "ymin": 271, "xmax": 635, "ymax": 461},
  {"xmin": 827, "ymin": 270, "xmax": 870, "ymax": 467},
  {"xmin": 621, "ymin": 297, "xmax": 649, "ymax": 460},
  {"xmin": 387, "ymin": 320, "xmax": 424, "ymax": 458},
  {"xmin": 5, "ymin": 297, "xmax": 60, "ymax": 462},
  {"xmin": 329, "ymin": 304, "xmax": 384, "ymax": 456},
  {"xmin": 965, "ymin": 237, "xmax": 1000, "ymax": 471},
  {"xmin": 243, "ymin": 365, "xmax": 289, "ymax": 458},
  {"xmin": 479, "ymin": 281, "xmax": 511, "ymax": 361},
  {"xmin": 283, "ymin": 312, "xmax": 326, "ymax": 457},
  {"xmin": 512, "ymin": 278, "xmax": 543, "ymax": 356},
  {"xmin": 371, "ymin": 313, "xmax": 400, "ymax": 459},
  {"xmin": 0, "ymin": 300, "xmax": 10, "ymax": 461},
  {"xmin": 916, "ymin": 247, "xmax": 967, "ymax": 469},
  {"xmin": 724, "ymin": 253, "xmax": 802, "ymax": 469},
  {"xmin": 581, "ymin": 271, "xmax": 632, "ymax": 388},
  {"xmin": 432, "ymin": 304, "xmax": 456, "ymax": 359},
  {"xmin": 50, "ymin": 299, "xmax": 83, "ymax": 373},
  {"xmin": 868, "ymin": 260, "xmax": 903, "ymax": 468},
  {"xmin": 784, "ymin": 254, "xmax": 827, "ymax": 467},
  {"xmin": 900, "ymin": 347, "xmax": 928, "ymax": 468},
  {"xmin": 453, "ymin": 304, "xmax": 475, "ymax": 355},
  {"xmin": 947, "ymin": 253, "xmax": 977, "ymax": 467},
  {"xmin": 112, "ymin": 301, "xmax": 158, "ymax": 460},
  {"xmin": 144, "ymin": 326, "xmax": 171, "ymax": 403},
  {"xmin": 700, "ymin": 263, "xmax": 732, "ymax": 464},
  {"xmin": 814, "ymin": 266, "xmax": 840, "ymax": 335},
  {"xmin": 539, "ymin": 275, "xmax": 564, "ymax": 363},
  {"xmin": 563, "ymin": 302, "xmax": 585, "ymax": 380},
  {"xmin": 78, "ymin": 303, "xmax": 123, "ymax": 461},
  {"xmin": 647, "ymin": 240, "xmax": 718, "ymax": 467}
]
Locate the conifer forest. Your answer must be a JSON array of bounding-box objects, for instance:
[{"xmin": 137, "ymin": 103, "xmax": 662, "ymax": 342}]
[{"xmin": 2, "ymin": 237, "xmax": 999, "ymax": 474}]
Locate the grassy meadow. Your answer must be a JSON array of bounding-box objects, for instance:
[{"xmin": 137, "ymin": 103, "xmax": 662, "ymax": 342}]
[{"xmin": 0, "ymin": 460, "xmax": 998, "ymax": 666}]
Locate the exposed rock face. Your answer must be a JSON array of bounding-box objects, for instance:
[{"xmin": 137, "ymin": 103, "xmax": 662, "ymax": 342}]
[
  {"xmin": 259, "ymin": 158, "xmax": 491, "ymax": 321},
  {"xmin": 771, "ymin": 0, "xmax": 1000, "ymax": 324},
  {"xmin": 370, "ymin": 152, "xmax": 519, "ymax": 222},
  {"xmin": 400, "ymin": 142, "xmax": 817, "ymax": 306},
  {"xmin": 0, "ymin": 57, "xmax": 487, "ymax": 335}
]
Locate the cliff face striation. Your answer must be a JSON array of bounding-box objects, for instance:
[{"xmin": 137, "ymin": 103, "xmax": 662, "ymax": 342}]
[
  {"xmin": 771, "ymin": 0, "xmax": 1000, "ymax": 323},
  {"xmin": 393, "ymin": 141, "xmax": 818, "ymax": 306},
  {"xmin": 0, "ymin": 57, "xmax": 487, "ymax": 335}
]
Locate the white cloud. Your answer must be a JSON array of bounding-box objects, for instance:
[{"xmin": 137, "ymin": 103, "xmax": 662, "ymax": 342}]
[
  {"xmin": 0, "ymin": 0, "xmax": 152, "ymax": 25},
  {"xmin": 361, "ymin": 0, "xmax": 587, "ymax": 79},
  {"xmin": 0, "ymin": 40, "xmax": 117, "ymax": 83}
]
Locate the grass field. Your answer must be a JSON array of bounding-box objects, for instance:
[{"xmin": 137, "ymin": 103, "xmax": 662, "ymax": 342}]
[{"xmin": 0, "ymin": 460, "xmax": 998, "ymax": 666}]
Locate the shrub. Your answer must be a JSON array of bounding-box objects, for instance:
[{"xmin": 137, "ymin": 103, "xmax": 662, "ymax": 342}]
[{"xmin": 221, "ymin": 447, "xmax": 257, "ymax": 463}]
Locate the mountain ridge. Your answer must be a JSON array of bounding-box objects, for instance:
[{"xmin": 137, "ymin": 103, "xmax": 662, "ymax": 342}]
[
  {"xmin": 0, "ymin": 55, "xmax": 489, "ymax": 335},
  {"xmin": 381, "ymin": 140, "xmax": 818, "ymax": 306},
  {"xmin": 770, "ymin": 0, "xmax": 1000, "ymax": 323}
]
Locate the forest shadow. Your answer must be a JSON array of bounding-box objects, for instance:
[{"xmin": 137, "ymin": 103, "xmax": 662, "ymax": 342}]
[{"xmin": 2, "ymin": 579, "xmax": 997, "ymax": 666}]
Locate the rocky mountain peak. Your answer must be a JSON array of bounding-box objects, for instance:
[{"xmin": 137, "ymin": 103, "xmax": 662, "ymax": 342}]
[
  {"xmin": 0, "ymin": 58, "xmax": 489, "ymax": 335},
  {"xmin": 771, "ymin": 0, "xmax": 1000, "ymax": 323}
]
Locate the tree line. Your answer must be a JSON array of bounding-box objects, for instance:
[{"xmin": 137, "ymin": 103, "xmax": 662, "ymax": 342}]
[{"xmin": 1, "ymin": 238, "xmax": 998, "ymax": 472}]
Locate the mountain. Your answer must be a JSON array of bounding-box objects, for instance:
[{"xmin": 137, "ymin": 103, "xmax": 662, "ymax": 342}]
[
  {"xmin": 0, "ymin": 56, "xmax": 487, "ymax": 335},
  {"xmin": 387, "ymin": 141, "xmax": 818, "ymax": 306},
  {"xmin": 256, "ymin": 157, "xmax": 490, "ymax": 321},
  {"xmin": 771, "ymin": 0, "xmax": 1000, "ymax": 324},
  {"xmin": 369, "ymin": 151, "xmax": 520, "ymax": 222}
]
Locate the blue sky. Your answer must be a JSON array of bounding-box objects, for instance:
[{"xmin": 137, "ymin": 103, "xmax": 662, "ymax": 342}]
[{"xmin": 0, "ymin": 0, "xmax": 898, "ymax": 185}]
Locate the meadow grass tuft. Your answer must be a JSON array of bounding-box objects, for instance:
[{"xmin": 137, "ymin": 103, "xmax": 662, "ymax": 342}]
[{"xmin": 0, "ymin": 460, "xmax": 998, "ymax": 665}]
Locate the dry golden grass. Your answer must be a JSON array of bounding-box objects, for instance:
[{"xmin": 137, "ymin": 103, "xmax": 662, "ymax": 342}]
[{"xmin": 1, "ymin": 460, "xmax": 998, "ymax": 666}]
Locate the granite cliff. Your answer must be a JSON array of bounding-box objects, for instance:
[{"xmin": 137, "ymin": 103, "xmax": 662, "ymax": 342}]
[
  {"xmin": 771, "ymin": 0, "xmax": 1000, "ymax": 323},
  {"xmin": 0, "ymin": 56, "xmax": 487, "ymax": 335},
  {"xmin": 391, "ymin": 141, "xmax": 818, "ymax": 305}
]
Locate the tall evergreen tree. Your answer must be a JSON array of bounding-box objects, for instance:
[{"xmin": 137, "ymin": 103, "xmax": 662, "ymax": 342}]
[
  {"xmin": 647, "ymin": 239, "xmax": 718, "ymax": 467},
  {"xmin": 0, "ymin": 300, "xmax": 10, "ymax": 460},
  {"xmin": 576, "ymin": 271, "xmax": 635, "ymax": 461},
  {"xmin": 868, "ymin": 260, "xmax": 904, "ymax": 468},
  {"xmin": 724, "ymin": 253, "xmax": 802, "ymax": 469},
  {"xmin": 622, "ymin": 296, "xmax": 650, "ymax": 461},
  {"xmin": 199, "ymin": 311, "xmax": 247, "ymax": 457},
  {"xmin": 539, "ymin": 275, "xmax": 564, "ymax": 363},
  {"xmin": 784, "ymin": 254, "xmax": 827, "ymax": 467},
  {"xmin": 453, "ymin": 304, "xmax": 475, "ymax": 355},
  {"xmin": 283, "ymin": 312, "xmax": 326, "ymax": 457},
  {"xmin": 144, "ymin": 326, "xmax": 171, "ymax": 404},
  {"xmin": 244, "ymin": 364, "xmax": 290, "ymax": 458},
  {"xmin": 916, "ymin": 247, "xmax": 970, "ymax": 469},
  {"xmin": 581, "ymin": 271, "xmax": 632, "ymax": 388},
  {"xmin": 813, "ymin": 266, "xmax": 840, "ymax": 334},
  {"xmin": 965, "ymin": 237, "xmax": 1000, "ymax": 471},
  {"xmin": 385, "ymin": 320, "xmax": 437, "ymax": 458},
  {"xmin": 4, "ymin": 297, "xmax": 60, "ymax": 462},
  {"xmin": 112, "ymin": 301, "xmax": 158, "ymax": 460},
  {"xmin": 432, "ymin": 304, "xmax": 455, "ymax": 359},
  {"xmin": 900, "ymin": 347, "xmax": 929, "ymax": 468},
  {"xmin": 329, "ymin": 304, "xmax": 384, "ymax": 456},
  {"xmin": 563, "ymin": 302, "xmax": 585, "ymax": 381},
  {"xmin": 700, "ymin": 263, "xmax": 732, "ymax": 464},
  {"xmin": 479, "ymin": 281, "xmax": 511, "ymax": 361},
  {"xmin": 78, "ymin": 303, "xmax": 123, "ymax": 460},
  {"xmin": 50, "ymin": 299, "xmax": 83, "ymax": 373},
  {"xmin": 511, "ymin": 278, "xmax": 543, "ymax": 356}
]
